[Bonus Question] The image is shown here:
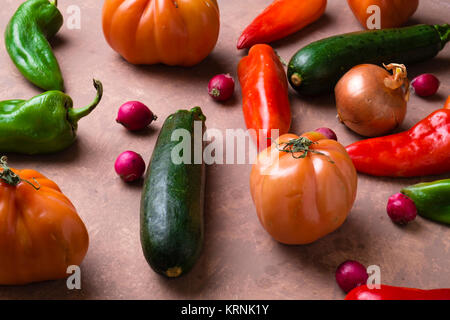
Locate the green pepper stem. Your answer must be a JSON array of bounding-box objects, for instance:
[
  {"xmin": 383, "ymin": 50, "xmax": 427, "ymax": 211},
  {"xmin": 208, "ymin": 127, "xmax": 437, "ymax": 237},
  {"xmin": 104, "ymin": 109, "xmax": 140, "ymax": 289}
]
[
  {"xmin": 68, "ymin": 79, "xmax": 103, "ymax": 124},
  {"xmin": 50, "ymin": 0, "xmax": 58, "ymax": 6},
  {"xmin": 434, "ymin": 24, "xmax": 450, "ymax": 47}
]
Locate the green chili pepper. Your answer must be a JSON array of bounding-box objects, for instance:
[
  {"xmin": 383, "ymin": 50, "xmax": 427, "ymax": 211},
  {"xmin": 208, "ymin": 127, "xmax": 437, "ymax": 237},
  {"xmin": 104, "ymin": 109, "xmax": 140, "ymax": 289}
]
[
  {"xmin": 0, "ymin": 79, "xmax": 103, "ymax": 155},
  {"xmin": 401, "ymin": 179, "xmax": 450, "ymax": 225},
  {"xmin": 5, "ymin": 0, "xmax": 64, "ymax": 91}
]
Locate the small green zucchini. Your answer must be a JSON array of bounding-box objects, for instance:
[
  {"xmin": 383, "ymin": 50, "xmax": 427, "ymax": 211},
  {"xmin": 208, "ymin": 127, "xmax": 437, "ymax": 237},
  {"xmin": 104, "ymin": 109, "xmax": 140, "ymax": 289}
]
[
  {"xmin": 288, "ymin": 24, "xmax": 450, "ymax": 95},
  {"xmin": 140, "ymin": 107, "xmax": 206, "ymax": 278}
]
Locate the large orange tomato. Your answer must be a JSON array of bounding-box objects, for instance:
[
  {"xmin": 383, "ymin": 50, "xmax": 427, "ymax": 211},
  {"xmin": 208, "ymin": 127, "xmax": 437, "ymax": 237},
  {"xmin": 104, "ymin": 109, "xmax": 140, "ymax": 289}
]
[
  {"xmin": 102, "ymin": 0, "xmax": 220, "ymax": 66},
  {"xmin": 250, "ymin": 132, "xmax": 358, "ymax": 245},
  {"xmin": 0, "ymin": 158, "xmax": 89, "ymax": 285},
  {"xmin": 347, "ymin": 0, "xmax": 419, "ymax": 29}
]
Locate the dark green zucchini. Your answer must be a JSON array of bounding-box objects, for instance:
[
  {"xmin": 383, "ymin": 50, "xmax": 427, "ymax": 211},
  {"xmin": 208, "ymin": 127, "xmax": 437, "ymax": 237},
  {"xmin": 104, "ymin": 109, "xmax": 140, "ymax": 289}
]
[
  {"xmin": 140, "ymin": 107, "xmax": 206, "ymax": 278},
  {"xmin": 288, "ymin": 24, "xmax": 450, "ymax": 95}
]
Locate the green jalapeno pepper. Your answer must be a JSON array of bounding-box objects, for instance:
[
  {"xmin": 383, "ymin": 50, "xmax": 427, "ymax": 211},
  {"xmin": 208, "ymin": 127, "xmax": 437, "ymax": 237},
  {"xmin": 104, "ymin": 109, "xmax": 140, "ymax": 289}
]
[
  {"xmin": 0, "ymin": 79, "xmax": 103, "ymax": 155},
  {"xmin": 401, "ymin": 179, "xmax": 450, "ymax": 225},
  {"xmin": 5, "ymin": 0, "xmax": 64, "ymax": 91}
]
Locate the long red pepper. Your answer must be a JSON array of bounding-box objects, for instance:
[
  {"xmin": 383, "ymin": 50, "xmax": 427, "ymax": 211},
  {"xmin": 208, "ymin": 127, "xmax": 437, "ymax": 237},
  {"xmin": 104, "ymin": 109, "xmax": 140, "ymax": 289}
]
[
  {"xmin": 238, "ymin": 44, "xmax": 291, "ymax": 150},
  {"xmin": 346, "ymin": 285, "xmax": 450, "ymax": 300},
  {"xmin": 345, "ymin": 103, "xmax": 450, "ymax": 177},
  {"xmin": 237, "ymin": 0, "xmax": 327, "ymax": 50}
]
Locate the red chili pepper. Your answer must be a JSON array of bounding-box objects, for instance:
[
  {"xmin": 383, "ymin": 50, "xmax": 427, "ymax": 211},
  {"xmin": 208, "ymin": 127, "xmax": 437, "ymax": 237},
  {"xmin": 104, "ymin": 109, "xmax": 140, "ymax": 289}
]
[
  {"xmin": 237, "ymin": 0, "xmax": 327, "ymax": 50},
  {"xmin": 238, "ymin": 44, "xmax": 291, "ymax": 150},
  {"xmin": 345, "ymin": 106, "xmax": 450, "ymax": 177},
  {"xmin": 346, "ymin": 285, "xmax": 450, "ymax": 300}
]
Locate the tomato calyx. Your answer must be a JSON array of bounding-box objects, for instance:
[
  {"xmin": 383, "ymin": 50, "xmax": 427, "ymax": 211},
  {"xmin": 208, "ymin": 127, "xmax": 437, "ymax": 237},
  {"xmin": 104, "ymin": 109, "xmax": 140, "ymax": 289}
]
[
  {"xmin": 273, "ymin": 137, "xmax": 334, "ymax": 163},
  {"xmin": 0, "ymin": 156, "xmax": 40, "ymax": 190}
]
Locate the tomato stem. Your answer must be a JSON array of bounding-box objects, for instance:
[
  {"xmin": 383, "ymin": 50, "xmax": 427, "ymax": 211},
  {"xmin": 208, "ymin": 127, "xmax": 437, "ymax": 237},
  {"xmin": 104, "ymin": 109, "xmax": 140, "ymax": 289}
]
[
  {"xmin": 0, "ymin": 156, "xmax": 40, "ymax": 190},
  {"xmin": 273, "ymin": 137, "xmax": 334, "ymax": 163}
]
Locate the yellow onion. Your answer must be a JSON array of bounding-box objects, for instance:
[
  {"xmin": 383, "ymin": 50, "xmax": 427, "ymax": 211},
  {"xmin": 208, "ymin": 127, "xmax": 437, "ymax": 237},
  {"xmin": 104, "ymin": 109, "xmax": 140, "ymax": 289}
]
[{"xmin": 335, "ymin": 63, "xmax": 409, "ymax": 137}]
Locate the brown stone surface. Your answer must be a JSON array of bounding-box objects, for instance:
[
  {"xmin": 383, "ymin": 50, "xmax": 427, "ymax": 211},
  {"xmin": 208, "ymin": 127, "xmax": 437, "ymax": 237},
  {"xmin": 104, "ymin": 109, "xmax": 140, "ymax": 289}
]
[{"xmin": 0, "ymin": 0, "xmax": 449, "ymax": 300}]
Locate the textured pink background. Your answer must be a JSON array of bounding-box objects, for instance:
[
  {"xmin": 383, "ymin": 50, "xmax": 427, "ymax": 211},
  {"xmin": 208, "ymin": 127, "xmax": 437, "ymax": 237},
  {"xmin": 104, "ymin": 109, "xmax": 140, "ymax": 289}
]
[{"xmin": 0, "ymin": 0, "xmax": 449, "ymax": 299}]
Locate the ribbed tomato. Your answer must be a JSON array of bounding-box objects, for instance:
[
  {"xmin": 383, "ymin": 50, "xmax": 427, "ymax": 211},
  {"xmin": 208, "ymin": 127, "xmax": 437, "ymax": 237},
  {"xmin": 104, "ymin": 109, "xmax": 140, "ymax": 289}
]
[
  {"xmin": 250, "ymin": 132, "xmax": 358, "ymax": 244},
  {"xmin": 102, "ymin": 0, "xmax": 220, "ymax": 66},
  {"xmin": 347, "ymin": 0, "xmax": 419, "ymax": 29},
  {"xmin": 0, "ymin": 159, "xmax": 89, "ymax": 285}
]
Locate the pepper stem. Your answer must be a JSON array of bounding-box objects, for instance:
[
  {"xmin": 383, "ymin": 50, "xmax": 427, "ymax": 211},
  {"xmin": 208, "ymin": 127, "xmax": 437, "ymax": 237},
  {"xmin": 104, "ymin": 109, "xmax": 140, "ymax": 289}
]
[
  {"xmin": 273, "ymin": 137, "xmax": 334, "ymax": 163},
  {"xmin": 50, "ymin": 0, "xmax": 58, "ymax": 6},
  {"xmin": 0, "ymin": 157, "xmax": 40, "ymax": 190},
  {"xmin": 68, "ymin": 79, "xmax": 103, "ymax": 124},
  {"xmin": 434, "ymin": 24, "xmax": 450, "ymax": 47}
]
